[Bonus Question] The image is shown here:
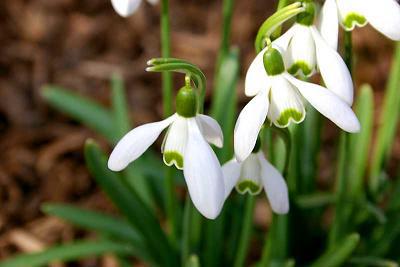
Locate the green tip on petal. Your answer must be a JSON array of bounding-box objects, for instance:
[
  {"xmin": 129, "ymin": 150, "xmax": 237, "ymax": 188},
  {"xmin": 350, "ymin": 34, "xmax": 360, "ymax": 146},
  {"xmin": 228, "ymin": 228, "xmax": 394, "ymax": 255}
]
[
  {"xmin": 263, "ymin": 48, "xmax": 285, "ymax": 76},
  {"xmin": 176, "ymin": 86, "xmax": 198, "ymax": 118},
  {"xmin": 275, "ymin": 108, "xmax": 305, "ymax": 128},
  {"xmin": 163, "ymin": 151, "xmax": 184, "ymax": 170},
  {"xmin": 296, "ymin": 0, "xmax": 316, "ymax": 26},
  {"xmin": 288, "ymin": 61, "xmax": 313, "ymax": 77},
  {"xmin": 342, "ymin": 13, "xmax": 367, "ymax": 31},
  {"xmin": 236, "ymin": 180, "xmax": 262, "ymax": 195}
]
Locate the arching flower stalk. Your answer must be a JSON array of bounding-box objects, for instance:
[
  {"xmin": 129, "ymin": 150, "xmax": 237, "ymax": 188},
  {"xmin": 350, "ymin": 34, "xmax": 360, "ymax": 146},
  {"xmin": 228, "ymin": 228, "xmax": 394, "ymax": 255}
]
[
  {"xmin": 111, "ymin": 0, "xmax": 158, "ymax": 17},
  {"xmin": 319, "ymin": 0, "xmax": 400, "ymax": 50},
  {"xmin": 272, "ymin": 0, "xmax": 353, "ymax": 105},
  {"xmin": 234, "ymin": 46, "xmax": 360, "ymax": 162},
  {"xmin": 223, "ymin": 139, "xmax": 289, "ymax": 214},
  {"xmin": 108, "ymin": 74, "xmax": 225, "ymax": 219}
]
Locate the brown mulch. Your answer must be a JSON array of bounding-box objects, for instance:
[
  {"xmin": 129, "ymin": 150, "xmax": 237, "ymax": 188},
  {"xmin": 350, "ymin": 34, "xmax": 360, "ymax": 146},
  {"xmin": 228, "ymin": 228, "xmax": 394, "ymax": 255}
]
[{"xmin": 0, "ymin": 0, "xmax": 398, "ymax": 265}]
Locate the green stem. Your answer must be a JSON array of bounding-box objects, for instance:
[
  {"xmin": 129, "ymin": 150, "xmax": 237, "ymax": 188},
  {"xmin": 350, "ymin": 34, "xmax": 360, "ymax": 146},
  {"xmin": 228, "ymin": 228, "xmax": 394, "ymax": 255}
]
[
  {"xmin": 221, "ymin": 0, "xmax": 235, "ymax": 55},
  {"xmin": 234, "ymin": 195, "xmax": 256, "ymax": 267},
  {"xmin": 328, "ymin": 30, "xmax": 353, "ymax": 248},
  {"xmin": 161, "ymin": 0, "xmax": 178, "ymax": 244}
]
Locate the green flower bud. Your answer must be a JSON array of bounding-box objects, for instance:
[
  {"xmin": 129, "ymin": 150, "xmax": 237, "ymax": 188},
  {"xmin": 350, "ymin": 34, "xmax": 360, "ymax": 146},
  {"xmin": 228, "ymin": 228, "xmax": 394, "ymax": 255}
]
[
  {"xmin": 263, "ymin": 48, "xmax": 285, "ymax": 76},
  {"xmin": 176, "ymin": 86, "xmax": 198, "ymax": 118},
  {"xmin": 296, "ymin": 1, "xmax": 316, "ymax": 26}
]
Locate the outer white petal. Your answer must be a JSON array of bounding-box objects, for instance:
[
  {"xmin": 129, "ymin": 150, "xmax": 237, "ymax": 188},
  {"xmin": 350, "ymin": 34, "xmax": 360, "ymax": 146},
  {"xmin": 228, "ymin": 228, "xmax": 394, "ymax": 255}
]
[
  {"xmin": 234, "ymin": 88, "xmax": 269, "ymax": 162},
  {"xmin": 108, "ymin": 114, "xmax": 176, "ymax": 171},
  {"xmin": 162, "ymin": 115, "xmax": 188, "ymax": 170},
  {"xmin": 245, "ymin": 47, "xmax": 271, "ymax": 97},
  {"xmin": 196, "ymin": 114, "xmax": 224, "ymax": 148},
  {"xmin": 272, "ymin": 25, "xmax": 297, "ymax": 52},
  {"xmin": 285, "ymin": 74, "xmax": 360, "ymax": 133},
  {"xmin": 222, "ymin": 159, "xmax": 242, "ymax": 200},
  {"xmin": 111, "ymin": 0, "xmax": 142, "ymax": 17},
  {"xmin": 310, "ymin": 26, "xmax": 354, "ymax": 105},
  {"xmin": 268, "ymin": 75, "xmax": 306, "ymax": 128},
  {"xmin": 184, "ymin": 119, "xmax": 225, "ymax": 219},
  {"xmin": 258, "ymin": 152, "xmax": 289, "ymax": 214},
  {"xmin": 286, "ymin": 24, "xmax": 316, "ymax": 77},
  {"xmin": 359, "ymin": 0, "xmax": 400, "ymax": 41},
  {"xmin": 318, "ymin": 0, "xmax": 339, "ymax": 50}
]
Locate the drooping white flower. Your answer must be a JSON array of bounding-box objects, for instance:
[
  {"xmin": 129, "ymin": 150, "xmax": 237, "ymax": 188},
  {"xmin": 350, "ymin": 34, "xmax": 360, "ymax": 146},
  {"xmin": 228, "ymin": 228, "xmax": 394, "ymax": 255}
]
[
  {"xmin": 272, "ymin": 1, "xmax": 353, "ymax": 105},
  {"xmin": 111, "ymin": 0, "xmax": 158, "ymax": 17},
  {"xmin": 319, "ymin": 0, "xmax": 400, "ymax": 48},
  {"xmin": 108, "ymin": 86, "xmax": 225, "ymax": 219},
  {"xmin": 222, "ymin": 151, "xmax": 289, "ymax": 214},
  {"xmin": 235, "ymin": 47, "xmax": 360, "ymax": 162}
]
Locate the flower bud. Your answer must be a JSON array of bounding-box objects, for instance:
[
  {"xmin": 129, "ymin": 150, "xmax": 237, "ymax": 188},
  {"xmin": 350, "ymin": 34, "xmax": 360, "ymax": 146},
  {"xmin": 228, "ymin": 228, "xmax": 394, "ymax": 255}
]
[
  {"xmin": 176, "ymin": 85, "xmax": 198, "ymax": 118},
  {"xmin": 263, "ymin": 48, "xmax": 285, "ymax": 76},
  {"xmin": 296, "ymin": 0, "xmax": 316, "ymax": 26}
]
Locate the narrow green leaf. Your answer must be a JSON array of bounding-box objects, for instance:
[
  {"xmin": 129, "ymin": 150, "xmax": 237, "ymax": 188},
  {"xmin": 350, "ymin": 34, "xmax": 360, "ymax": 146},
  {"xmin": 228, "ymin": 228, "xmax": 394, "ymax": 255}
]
[
  {"xmin": 41, "ymin": 203, "xmax": 154, "ymax": 262},
  {"xmin": 0, "ymin": 240, "xmax": 133, "ymax": 267},
  {"xmin": 370, "ymin": 42, "xmax": 400, "ymax": 194},
  {"xmin": 348, "ymin": 84, "xmax": 374, "ymax": 196},
  {"xmin": 84, "ymin": 140, "xmax": 177, "ymax": 266},
  {"xmin": 311, "ymin": 233, "xmax": 360, "ymax": 267},
  {"xmin": 368, "ymin": 213, "xmax": 400, "ymax": 257},
  {"xmin": 41, "ymin": 86, "xmax": 117, "ymax": 142},
  {"xmin": 111, "ymin": 73, "xmax": 131, "ymax": 139},
  {"xmin": 211, "ymin": 48, "xmax": 240, "ymax": 162},
  {"xmin": 295, "ymin": 193, "xmax": 336, "ymax": 209},
  {"xmin": 349, "ymin": 257, "xmax": 398, "ymax": 267}
]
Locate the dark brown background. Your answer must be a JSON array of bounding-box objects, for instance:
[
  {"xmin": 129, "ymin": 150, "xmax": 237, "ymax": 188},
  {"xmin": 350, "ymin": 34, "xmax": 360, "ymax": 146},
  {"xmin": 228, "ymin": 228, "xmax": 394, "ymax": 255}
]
[{"xmin": 0, "ymin": 0, "xmax": 398, "ymax": 265}]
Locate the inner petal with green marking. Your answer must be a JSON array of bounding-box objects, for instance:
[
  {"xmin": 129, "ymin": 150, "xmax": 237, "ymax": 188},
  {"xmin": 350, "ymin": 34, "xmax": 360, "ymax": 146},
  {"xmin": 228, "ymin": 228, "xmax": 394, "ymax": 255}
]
[
  {"xmin": 276, "ymin": 108, "xmax": 305, "ymax": 127},
  {"xmin": 236, "ymin": 180, "xmax": 262, "ymax": 195},
  {"xmin": 163, "ymin": 151, "xmax": 184, "ymax": 170},
  {"xmin": 288, "ymin": 61, "xmax": 313, "ymax": 77},
  {"xmin": 342, "ymin": 13, "xmax": 367, "ymax": 31}
]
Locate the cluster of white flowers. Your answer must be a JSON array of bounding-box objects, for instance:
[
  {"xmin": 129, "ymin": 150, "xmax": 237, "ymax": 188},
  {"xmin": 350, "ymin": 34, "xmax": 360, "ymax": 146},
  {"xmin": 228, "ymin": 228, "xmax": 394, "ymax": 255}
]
[{"xmin": 108, "ymin": 0, "xmax": 400, "ymax": 219}]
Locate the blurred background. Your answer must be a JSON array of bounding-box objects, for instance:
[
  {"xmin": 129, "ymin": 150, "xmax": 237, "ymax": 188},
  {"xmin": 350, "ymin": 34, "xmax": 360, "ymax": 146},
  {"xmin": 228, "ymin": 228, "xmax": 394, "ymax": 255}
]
[{"xmin": 0, "ymin": 0, "xmax": 398, "ymax": 265}]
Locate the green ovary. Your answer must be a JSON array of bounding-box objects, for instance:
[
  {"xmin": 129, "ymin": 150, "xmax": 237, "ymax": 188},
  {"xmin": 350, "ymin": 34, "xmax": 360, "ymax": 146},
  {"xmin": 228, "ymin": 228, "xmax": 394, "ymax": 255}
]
[
  {"xmin": 343, "ymin": 13, "xmax": 367, "ymax": 30},
  {"xmin": 163, "ymin": 151, "xmax": 184, "ymax": 170},
  {"xmin": 236, "ymin": 180, "xmax": 262, "ymax": 195},
  {"xmin": 288, "ymin": 61, "xmax": 313, "ymax": 77},
  {"xmin": 276, "ymin": 109, "xmax": 304, "ymax": 127}
]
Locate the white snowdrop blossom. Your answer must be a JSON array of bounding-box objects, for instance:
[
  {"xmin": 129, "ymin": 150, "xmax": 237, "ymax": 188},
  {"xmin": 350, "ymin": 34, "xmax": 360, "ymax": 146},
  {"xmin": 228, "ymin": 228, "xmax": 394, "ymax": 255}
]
[
  {"xmin": 108, "ymin": 86, "xmax": 225, "ymax": 219},
  {"xmin": 222, "ymin": 150, "xmax": 289, "ymax": 214},
  {"xmin": 272, "ymin": 1, "xmax": 353, "ymax": 105},
  {"xmin": 319, "ymin": 0, "xmax": 400, "ymax": 49},
  {"xmin": 235, "ymin": 47, "xmax": 360, "ymax": 162},
  {"xmin": 111, "ymin": 0, "xmax": 158, "ymax": 17}
]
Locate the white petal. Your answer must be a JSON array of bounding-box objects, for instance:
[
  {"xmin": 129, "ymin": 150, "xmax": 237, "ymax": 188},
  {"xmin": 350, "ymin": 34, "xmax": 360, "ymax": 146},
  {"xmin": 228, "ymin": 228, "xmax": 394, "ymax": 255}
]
[
  {"xmin": 222, "ymin": 159, "xmax": 242, "ymax": 200},
  {"xmin": 108, "ymin": 114, "xmax": 176, "ymax": 171},
  {"xmin": 336, "ymin": 0, "xmax": 367, "ymax": 30},
  {"xmin": 235, "ymin": 153, "xmax": 263, "ymax": 195},
  {"xmin": 359, "ymin": 0, "xmax": 400, "ymax": 41},
  {"xmin": 234, "ymin": 89, "xmax": 269, "ymax": 162},
  {"xmin": 146, "ymin": 0, "xmax": 158, "ymax": 5},
  {"xmin": 245, "ymin": 47, "xmax": 271, "ymax": 97},
  {"xmin": 286, "ymin": 24, "xmax": 316, "ymax": 77},
  {"xmin": 196, "ymin": 114, "xmax": 224, "ymax": 148},
  {"xmin": 268, "ymin": 75, "xmax": 306, "ymax": 128},
  {"xmin": 285, "ymin": 74, "xmax": 360, "ymax": 133},
  {"xmin": 310, "ymin": 26, "xmax": 354, "ymax": 105},
  {"xmin": 318, "ymin": 0, "xmax": 339, "ymax": 50},
  {"xmin": 111, "ymin": 0, "xmax": 142, "ymax": 17},
  {"xmin": 258, "ymin": 152, "xmax": 289, "ymax": 214},
  {"xmin": 184, "ymin": 119, "xmax": 225, "ymax": 219},
  {"xmin": 272, "ymin": 25, "xmax": 297, "ymax": 52},
  {"xmin": 162, "ymin": 115, "xmax": 188, "ymax": 170}
]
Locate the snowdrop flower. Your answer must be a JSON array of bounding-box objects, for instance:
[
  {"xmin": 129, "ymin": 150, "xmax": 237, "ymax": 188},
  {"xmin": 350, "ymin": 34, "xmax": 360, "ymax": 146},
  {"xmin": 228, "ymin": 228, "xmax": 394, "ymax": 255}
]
[
  {"xmin": 108, "ymin": 85, "xmax": 225, "ymax": 219},
  {"xmin": 235, "ymin": 47, "xmax": 360, "ymax": 161},
  {"xmin": 111, "ymin": 0, "xmax": 158, "ymax": 17},
  {"xmin": 273, "ymin": 1, "xmax": 353, "ymax": 105},
  {"xmin": 223, "ymin": 141, "xmax": 289, "ymax": 214},
  {"xmin": 319, "ymin": 0, "xmax": 400, "ymax": 49}
]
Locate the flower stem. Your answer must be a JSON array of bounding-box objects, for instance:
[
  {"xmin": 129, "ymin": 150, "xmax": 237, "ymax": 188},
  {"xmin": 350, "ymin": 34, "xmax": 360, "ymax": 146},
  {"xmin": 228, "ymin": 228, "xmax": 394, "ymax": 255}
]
[
  {"xmin": 233, "ymin": 195, "xmax": 256, "ymax": 267},
  {"xmin": 161, "ymin": 0, "xmax": 178, "ymax": 244},
  {"xmin": 328, "ymin": 30, "xmax": 353, "ymax": 248}
]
